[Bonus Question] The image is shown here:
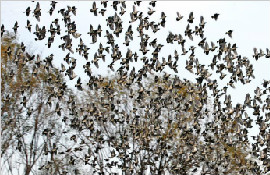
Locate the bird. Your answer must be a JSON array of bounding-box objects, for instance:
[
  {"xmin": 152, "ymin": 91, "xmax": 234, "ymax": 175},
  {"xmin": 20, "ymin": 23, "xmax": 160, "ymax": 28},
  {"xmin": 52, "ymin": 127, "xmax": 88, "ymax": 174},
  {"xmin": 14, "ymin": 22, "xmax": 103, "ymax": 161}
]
[
  {"xmin": 51, "ymin": 1, "xmax": 58, "ymax": 9},
  {"xmin": 253, "ymin": 48, "xmax": 260, "ymax": 60},
  {"xmin": 24, "ymin": 7, "xmax": 31, "ymax": 16},
  {"xmin": 101, "ymin": 1, "xmax": 108, "ymax": 8},
  {"xmin": 1, "ymin": 24, "xmax": 5, "ymax": 37},
  {"xmin": 211, "ymin": 13, "xmax": 220, "ymax": 20},
  {"xmin": 176, "ymin": 12, "xmax": 183, "ymax": 21},
  {"xmin": 99, "ymin": 9, "xmax": 106, "ymax": 16},
  {"xmin": 149, "ymin": 1, "xmax": 156, "ymax": 7},
  {"xmin": 33, "ymin": 2, "xmax": 41, "ymax": 22},
  {"xmin": 48, "ymin": 7, "xmax": 54, "ymax": 16},
  {"xmin": 266, "ymin": 48, "xmax": 270, "ymax": 58},
  {"xmin": 75, "ymin": 77, "xmax": 83, "ymax": 91},
  {"xmin": 225, "ymin": 30, "xmax": 233, "ymax": 38},
  {"xmin": 199, "ymin": 16, "xmax": 206, "ymax": 28},
  {"xmin": 20, "ymin": 96, "xmax": 27, "ymax": 108},
  {"xmin": 55, "ymin": 102, "xmax": 61, "ymax": 116},
  {"xmin": 160, "ymin": 12, "xmax": 166, "ymax": 27},
  {"xmin": 90, "ymin": 1, "xmax": 98, "ymax": 16},
  {"xmin": 204, "ymin": 42, "xmax": 210, "ymax": 55},
  {"xmin": 187, "ymin": 12, "xmax": 194, "ymax": 23},
  {"xmin": 25, "ymin": 20, "xmax": 32, "ymax": 32},
  {"xmin": 12, "ymin": 21, "xmax": 19, "ymax": 34},
  {"xmin": 210, "ymin": 41, "xmax": 218, "ymax": 51},
  {"xmin": 71, "ymin": 6, "xmax": 77, "ymax": 16},
  {"xmin": 147, "ymin": 8, "xmax": 155, "ymax": 16}
]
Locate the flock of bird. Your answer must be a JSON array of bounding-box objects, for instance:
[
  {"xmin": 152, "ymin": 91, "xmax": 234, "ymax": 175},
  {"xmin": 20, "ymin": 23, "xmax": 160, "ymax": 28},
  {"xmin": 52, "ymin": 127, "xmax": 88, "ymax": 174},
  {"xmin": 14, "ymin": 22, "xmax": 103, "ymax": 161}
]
[{"xmin": 2, "ymin": 1, "xmax": 270, "ymax": 175}]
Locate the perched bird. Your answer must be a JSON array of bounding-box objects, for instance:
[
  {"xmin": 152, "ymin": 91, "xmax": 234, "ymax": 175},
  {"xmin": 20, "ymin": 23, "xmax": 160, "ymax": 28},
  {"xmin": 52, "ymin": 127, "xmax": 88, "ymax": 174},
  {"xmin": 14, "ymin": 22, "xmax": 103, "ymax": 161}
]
[
  {"xmin": 20, "ymin": 96, "xmax": 27, "ymax": 108},
  {"xmin": 55, "ymin": 102, "xmax": 61, "ymax": 116}
]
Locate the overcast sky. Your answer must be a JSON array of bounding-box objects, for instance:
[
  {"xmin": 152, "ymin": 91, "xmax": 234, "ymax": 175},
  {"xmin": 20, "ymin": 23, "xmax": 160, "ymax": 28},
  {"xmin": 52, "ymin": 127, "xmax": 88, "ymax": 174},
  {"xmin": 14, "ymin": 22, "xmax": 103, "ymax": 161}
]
[{"xmin": 1, "ymin": 1, "xmax": 270, "ymax": 136}]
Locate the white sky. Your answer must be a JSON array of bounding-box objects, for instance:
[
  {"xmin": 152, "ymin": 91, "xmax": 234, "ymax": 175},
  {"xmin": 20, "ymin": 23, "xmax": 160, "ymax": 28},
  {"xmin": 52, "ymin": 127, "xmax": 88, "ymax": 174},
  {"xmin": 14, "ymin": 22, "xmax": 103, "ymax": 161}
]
[{"xmin": 1, "ymin": 1, "xmax": 270, "ymax": 137}]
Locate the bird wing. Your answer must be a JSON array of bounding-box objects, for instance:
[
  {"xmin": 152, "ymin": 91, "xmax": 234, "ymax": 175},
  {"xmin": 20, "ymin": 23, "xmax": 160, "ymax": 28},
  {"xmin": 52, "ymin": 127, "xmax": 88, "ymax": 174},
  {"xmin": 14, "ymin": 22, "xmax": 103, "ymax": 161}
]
[
  {"xmin": 200, "ymin": 16, "xmax": 204, "ymax": 23},
  {"xmin": 77, "ymin": 77, "xmax": 81, "ymax": 84},
  {"xmin": 189, "ymin": 12, "xmax": 193, "ymax": 19},
  {"xmin": 211, "ymin": 41, "xmax": 215, "ymax": 48},
  {"xmin": 90, "ymin": 24, "xmax": 93, "ymax": 32},
  {"xmin": 205, "ymin": 42, "xmax": 209, "ymax": 49},
  {"xmin": 133, "ymin": 5, "xmax": 136, "ymax": 13},
  {"xmin": 161, "ymin": 12, "xmax": 165, "ymax": 18},
  {"xmin": 186, "ymin": 24, "xmax": 190, "ymax": 30},
  {"xmin": 253, "ymin": 48, "xmax": 257, "ymax": 54},
  {"xmin": 80, "ymin": 38, "xmax": 83, "ymax": 45},
  {"xmin": 36, "ymin": 24, "xmax": 40, "ymax": 31},
  {"xmin": 36, "ymin": 2, "xmax": 40, "ymax": 10}
]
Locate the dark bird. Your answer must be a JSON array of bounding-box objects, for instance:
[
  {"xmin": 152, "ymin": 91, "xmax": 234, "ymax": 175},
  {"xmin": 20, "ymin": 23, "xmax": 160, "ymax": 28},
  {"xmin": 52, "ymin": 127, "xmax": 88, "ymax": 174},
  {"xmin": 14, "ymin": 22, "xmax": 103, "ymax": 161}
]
[
  {"xmin": 211, "ymin": 13, "xmax": 220, "ymax": 20},
  {"xmin": 1, "ymin": 24, "xmax": 5, "ymax": 37},
  {"xmin": 210, "ymin": 41, "xmax": 217, "ymax": 51},
  {"xmin": 160, "ymin": 12, "xmax": 166, "ymax": 27},
  {"xmin": 253, "ymin": 48, "xmax": 260, "ymax": 60},
  {"xmin": 21, "ymin": 96, "xmax": 27, "ymax": 108},
  {"xmin": 134, "ymin": 1, "xmax": 142, "ymax": 6},
  {"xmin": 12, "ymin": 21, "xmax": 19, "ymax": 34},
  {"xmin": 266, "ymin": 48, "xmax": 270, "ymax": 58},
  {"xmin": 99, "ymin": 9, "xmax": 106, "ymax": 16},
  {"xmin": 75, "ymin": 77, "xmax": 83, "ymax": 91},
  {"xmin": 24, "ymin": 7, "xmax": 31, "ymax": 16},
  {"xmin": 199, "ymin": 16, "xmax": 206, "ymax": 28},
  {"xmin": 33, "ymin": 2, "xmax": 41, "ymax": 22},
  {"xmin": 101, "ymin": 1, "xmax": 108, "ymax": 8},
  {"xmin": 55, "ymin": 102, "xmax": 61, "ymax": 116},
  {"xmin": 187, "ymin": 12, "xmax": 194, "ymax": 23},
  {"xmin": 225, "ymin": 30, "xmax": 233, "ymax": 38},
  {"xmin": 176, "ymin": 12, "xmax": 183, "ymax": 21},
  {"xmin": 90, "ymin": 1, "xmax": 98, "ymax": 16},
  {"xmin": 204, "ymin": 42, "xmax": 210, "ymax": 55},
  {"xmin": 147, "ymin": 8, "xmax": 155, "ymax": 16},
  {"xmin": 51, "ymin": 1, "xmax": 58, "ymax": 9},
  {"xmin": 71, "ymin": 6, "xmax": 77, "ymax": 16},
  {"xmin": 149, "ymin": 1, "xmax": 156, "ymax": 7},
  {"xmin": 25, "ymin": 20, "xmax": 32, "ymax": 32}
]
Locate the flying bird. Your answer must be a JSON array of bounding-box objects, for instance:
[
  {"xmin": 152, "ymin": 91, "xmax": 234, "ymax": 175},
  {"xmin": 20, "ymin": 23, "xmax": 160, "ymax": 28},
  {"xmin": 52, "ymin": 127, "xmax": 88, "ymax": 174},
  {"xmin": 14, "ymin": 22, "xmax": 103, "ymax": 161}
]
[{"xmin": 211, "ymin": 13, "xmax": 220, "ymax": 20}]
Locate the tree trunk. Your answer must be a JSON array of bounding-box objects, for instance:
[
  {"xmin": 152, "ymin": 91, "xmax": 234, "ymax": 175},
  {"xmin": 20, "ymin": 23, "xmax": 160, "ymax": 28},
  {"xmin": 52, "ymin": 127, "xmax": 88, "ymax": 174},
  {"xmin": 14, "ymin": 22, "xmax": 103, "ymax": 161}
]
[{"xmin": 25, "ymin": 164, "xmax": 31, "ymax": 175}]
